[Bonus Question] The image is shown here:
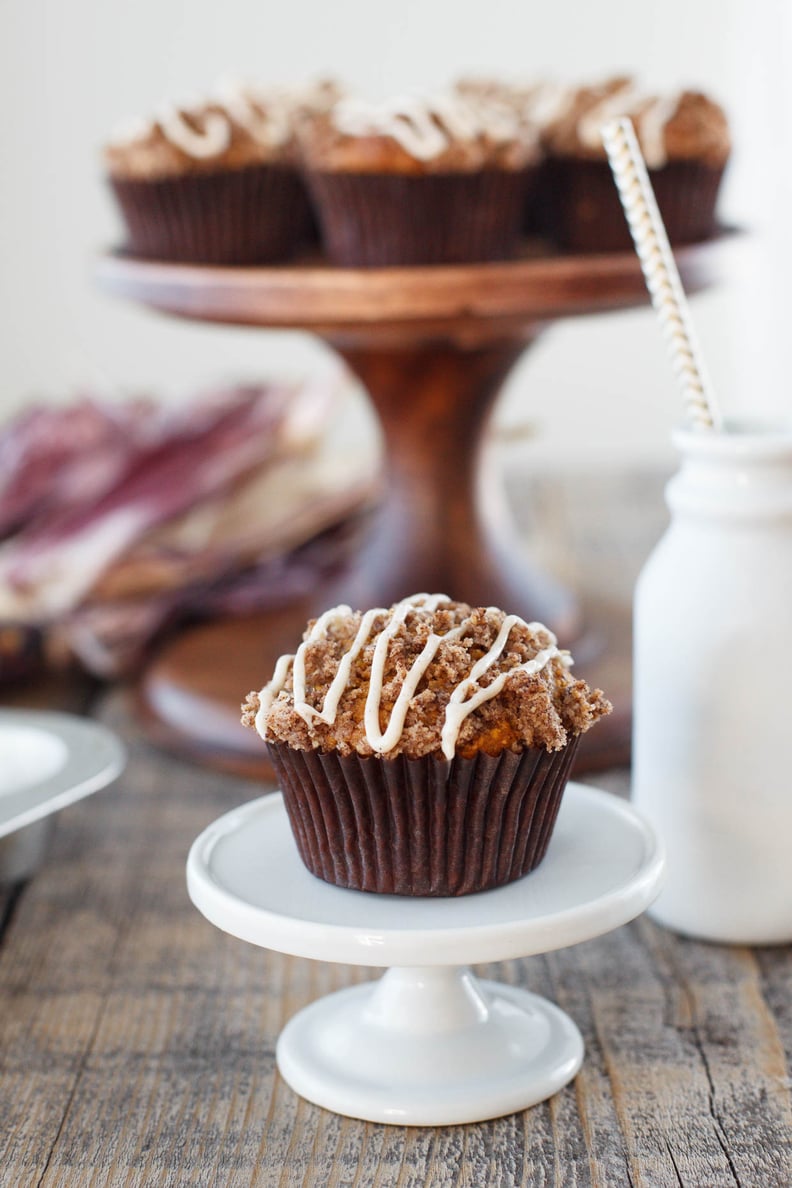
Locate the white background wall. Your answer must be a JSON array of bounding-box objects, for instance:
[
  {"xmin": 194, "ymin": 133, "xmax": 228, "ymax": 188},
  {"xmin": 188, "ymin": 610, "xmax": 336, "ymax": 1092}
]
[{"xmin": 0, "ymin": 0, "xmax": 789, "ymax": 469}]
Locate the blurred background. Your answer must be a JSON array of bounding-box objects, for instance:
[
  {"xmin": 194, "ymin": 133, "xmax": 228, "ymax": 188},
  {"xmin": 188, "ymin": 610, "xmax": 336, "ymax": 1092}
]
[{"xmin": 1, "ymin": 0, "xmax": 789, "ymax": 470}]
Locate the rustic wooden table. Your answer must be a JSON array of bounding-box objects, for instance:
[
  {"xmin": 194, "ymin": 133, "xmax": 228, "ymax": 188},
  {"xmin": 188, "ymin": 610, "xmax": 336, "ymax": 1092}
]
[{"xmin": 2, "ymin": 471, "xmax": 791, "ymax": 1187}]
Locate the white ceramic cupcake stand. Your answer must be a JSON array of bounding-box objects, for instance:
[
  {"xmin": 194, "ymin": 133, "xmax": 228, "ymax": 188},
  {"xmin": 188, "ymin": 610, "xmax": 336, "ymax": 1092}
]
[{"xmin": 187, "ymin": 782, "xmax": 664, "ymax": 1126}]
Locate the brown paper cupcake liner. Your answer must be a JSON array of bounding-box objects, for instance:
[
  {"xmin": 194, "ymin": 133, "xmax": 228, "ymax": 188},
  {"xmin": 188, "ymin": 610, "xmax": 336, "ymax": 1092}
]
[
  {"xmin": 267, "ymin": 736, "xmax": 581, "ymax": 896},
  {"xmin": 304, "ymin": 169, "xmax": 530, "ymax": 267},
  {"xmin": 109, "ymin": 163, "xmax": 314, "ymax": 265},
  {"xmin": 548, "ymin": 158, "xmax": 726, "ymax": 253},
  {"xmin": 524, "ymin": 158, "xmax": 556, "ymax": 237}
]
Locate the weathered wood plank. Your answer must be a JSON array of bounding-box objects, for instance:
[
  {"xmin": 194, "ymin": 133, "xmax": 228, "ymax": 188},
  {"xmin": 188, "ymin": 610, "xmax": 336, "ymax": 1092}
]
[
  {"xmin": 0, "ymin": 669, "xmax": 790, "ymax": 1186},
  {"xmin": 754, "ymin": 946, "xmax": 792, "ymax": 1090},
  {"xmin": 638, "ymin": 925, "xmax": 792, "ymax": 1185}
]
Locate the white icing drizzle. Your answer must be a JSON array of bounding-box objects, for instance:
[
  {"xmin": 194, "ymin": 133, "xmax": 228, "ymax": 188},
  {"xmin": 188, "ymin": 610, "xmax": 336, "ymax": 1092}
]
[
  {"xmin": 636, "ymin": 94, "xmax": 681, "ymax": 168},
  {"xmin": 109, "ymin": 82, "xmax": 299, "ymax": 160},
  {"xmin": 577, "ymin": 81, "xmax": 641, "ymax": 149},
  {"xmin": 157, "ymin": 103, "xmax": 231, "ymax": 158},
  {"xmin": 440, "ymin": 615, "xmax": 570, "ymax": 759},
  {"xmin": 254, "ymin": 652, "xmax": 293, "ymax": 736},
  {"xmin": 254, "ymin": 601, "xmax": 390, "ymax": 738},
  {"xmin": 109, "ymin": 102, "xmax": 232, "ymax": 159},
  {"xmin": 524, "ymin": 82, "xmax": 577, "ymax": 128},
  {"xmin": 465, "ymin": 94, "xmax": 536, "ymax": 144},
  {"xmin": 576, "ymin": 83, "xmax": 682, "ymax": 168},
  {"xmin": 107, "ymin": 116, "xmax": 156, "ymax": 148},
  {"xmin": 294, "ymin": 604, "xmax": 383, "ymax": 724},
  {"xmin": 334, "ymin": 96, "xmax": 449, "ymax": 160},
  {"xmin": 332, "ymin": 93, "xmax": 523, "ymax": 161},
  {"xmin": 431, "ymin": 93, "xmax": 496, "ymax": 141},
  {"xmin": 456, "ymin": 79, "xmax": 572, "ymax": 135},
  {"xmin": 255, "ymin": 593, "xmax": 571, "ymax": 759},
  {"xmin": 212, "ymin": 78, "xmax": 293, "ymax": 147},
  {"xmin": 362, "ymin": 594, "xmax": 463, "ymax": 753}
]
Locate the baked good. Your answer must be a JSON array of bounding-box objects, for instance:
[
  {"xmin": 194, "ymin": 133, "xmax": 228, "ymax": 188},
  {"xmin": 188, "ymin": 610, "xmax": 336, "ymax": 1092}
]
[
  {"xmin": 297, "ymin": 93, "xmax": 541, "ymax": 266},
  {"xmin": 454, "ymin": 77, "xmax": 572, "ymax": 234},
  {"xmin": 541, "ymin": 76, "xmax": 731, "ymax": 251},
  {"xmin": 104, "ymin": 81, "xmax": 338, "ymax": 264},
  {"xmin": 105, "ymin": 71, "xmax": 730, "ymax": 264},
  {"xmin": 242, "ymin": 593, "xmax": 611, "ymax": 896}
]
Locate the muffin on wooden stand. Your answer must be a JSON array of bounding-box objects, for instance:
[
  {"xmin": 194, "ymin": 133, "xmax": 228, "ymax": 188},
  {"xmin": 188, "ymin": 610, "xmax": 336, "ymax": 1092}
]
[
  {"xmin": 298, "ymin": 94, "xmax": 542, "ymax": 266},
  {"xmin": 104, "ymin": 81, "xmax": 338, "ymax": 264},
  {"xmin": 542, "ymin": 76, "xmax": 731, "ymax": 252}
]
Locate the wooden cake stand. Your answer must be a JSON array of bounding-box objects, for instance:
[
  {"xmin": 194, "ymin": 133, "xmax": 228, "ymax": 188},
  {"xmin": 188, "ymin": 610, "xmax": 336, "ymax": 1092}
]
[{"xmin": 96, "ymin": 239, "xmax": 731, "ymax": 775}]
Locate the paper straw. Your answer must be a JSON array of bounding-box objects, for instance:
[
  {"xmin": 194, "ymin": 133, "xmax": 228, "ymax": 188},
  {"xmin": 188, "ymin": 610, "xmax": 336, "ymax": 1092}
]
[{"xmin": 601, "ymin": 117, "xmax": 722, "ymax": 432}]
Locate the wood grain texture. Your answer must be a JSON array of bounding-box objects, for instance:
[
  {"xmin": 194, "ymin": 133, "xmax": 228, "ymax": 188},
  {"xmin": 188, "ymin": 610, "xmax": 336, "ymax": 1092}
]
[
  {"xmin": 0, "ymin": 686, "xmax": 790, "ymax": 1187},
  {"xmin": 95, "ymin": 236, "xmax": 735, "ymax": 346}
]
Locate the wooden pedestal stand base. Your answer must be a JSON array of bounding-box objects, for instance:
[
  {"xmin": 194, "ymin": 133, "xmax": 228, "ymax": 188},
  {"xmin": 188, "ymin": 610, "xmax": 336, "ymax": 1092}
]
[{"xmin": 98, "ymin": 238, "xmax": 731, "ymax": 775}]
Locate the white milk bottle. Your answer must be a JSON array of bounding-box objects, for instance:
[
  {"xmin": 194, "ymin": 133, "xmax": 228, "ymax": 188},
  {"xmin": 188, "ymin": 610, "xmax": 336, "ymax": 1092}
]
[{"xmin": 632, "ymin": 425, "xmax": 792, "ymax": 943}]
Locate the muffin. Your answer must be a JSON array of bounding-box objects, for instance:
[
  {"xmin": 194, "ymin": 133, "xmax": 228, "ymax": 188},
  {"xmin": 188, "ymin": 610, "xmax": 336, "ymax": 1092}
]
[
  {"xmin": 454, "ymin": 77, "xmax": 574, "ymax": 235},
  {"xmin": 542, "ymin": 76, "xmax": 731, "ymax": 252},
  {"xmin": 242, "ymin": 593, "xmax": 611, "ymax": 896},
  {"xmin": 104, "ymin": 81, "xmax": 338, "ymax": 264},
  {"xmin": 297, "ymin": 93, "xmax": 541, "ymax": 266}
]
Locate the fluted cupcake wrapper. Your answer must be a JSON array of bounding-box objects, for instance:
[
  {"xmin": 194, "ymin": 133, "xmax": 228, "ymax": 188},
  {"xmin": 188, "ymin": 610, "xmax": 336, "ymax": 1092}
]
[
  {"xmin": 546, "ymin": 158, "xmax": 726, "ymax": 253},
  {"xmin": 524, "ymin": 158, "xmax": 557, "ymax": 236},
  {"xmin": 267, "ymin": 737, "xmax": 581, "ymax": 897},
  {"xmin": 109, "ymin": 163, "xmax": 314, "ymax": 265},
  {"xmin": 304, "ymin": 168, "xmax": 531, "ymax": 267}
]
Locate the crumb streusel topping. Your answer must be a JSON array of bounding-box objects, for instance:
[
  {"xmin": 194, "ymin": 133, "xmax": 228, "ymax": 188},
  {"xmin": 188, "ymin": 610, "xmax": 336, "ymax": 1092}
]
[
  {"xmin": 543, "ymin": 77, "xmax": 730, "ymax": 167},
  {"xmin": 242, "ymin": 594, "xmax": 611, "ymax": 760}
]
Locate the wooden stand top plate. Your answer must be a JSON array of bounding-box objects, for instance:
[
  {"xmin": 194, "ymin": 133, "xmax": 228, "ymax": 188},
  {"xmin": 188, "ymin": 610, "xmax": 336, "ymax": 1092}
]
[{"xmin": 96, "ymin": 235, "xmax": 734, "ymax": 346}]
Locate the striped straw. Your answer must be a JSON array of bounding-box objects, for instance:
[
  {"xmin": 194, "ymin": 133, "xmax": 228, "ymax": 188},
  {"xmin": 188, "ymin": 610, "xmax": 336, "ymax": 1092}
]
[{"xmin": 601, "ymin": 117, "xmax": 722, "ymax": 432}]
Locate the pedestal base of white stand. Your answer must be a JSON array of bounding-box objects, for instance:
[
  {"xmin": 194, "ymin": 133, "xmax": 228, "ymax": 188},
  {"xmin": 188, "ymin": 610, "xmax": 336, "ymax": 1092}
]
[
  {"xmin": 187, "ymin": 785, "xmax": 665, "ymax": 1125},
  {"xmin": 277, "ymin": 965, "xmax": 583, "ymax": 1126}
]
